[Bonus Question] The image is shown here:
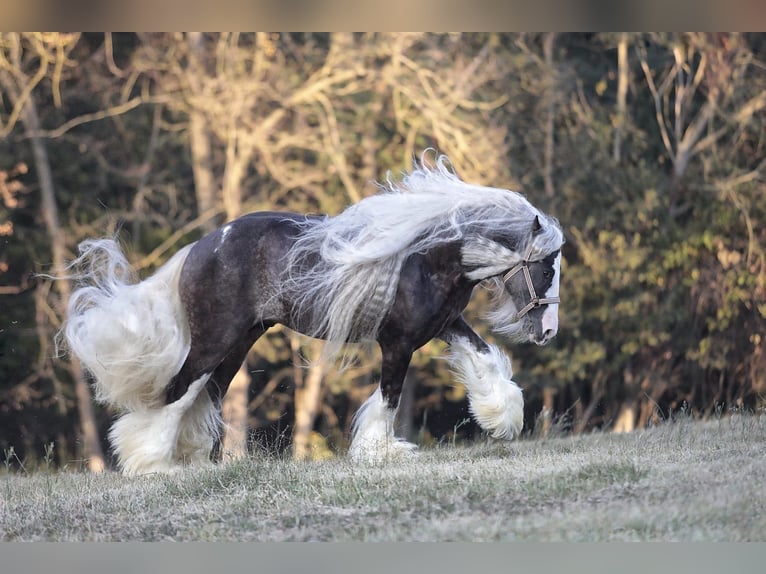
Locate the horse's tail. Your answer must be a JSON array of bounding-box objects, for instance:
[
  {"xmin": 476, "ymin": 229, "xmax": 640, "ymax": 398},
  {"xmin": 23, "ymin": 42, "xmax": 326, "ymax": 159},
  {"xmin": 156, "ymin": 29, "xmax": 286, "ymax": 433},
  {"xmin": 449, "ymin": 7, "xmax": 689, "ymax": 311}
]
[{"xmin": 60, "ymin": 238, "xmax": 194, "ymax": 412}]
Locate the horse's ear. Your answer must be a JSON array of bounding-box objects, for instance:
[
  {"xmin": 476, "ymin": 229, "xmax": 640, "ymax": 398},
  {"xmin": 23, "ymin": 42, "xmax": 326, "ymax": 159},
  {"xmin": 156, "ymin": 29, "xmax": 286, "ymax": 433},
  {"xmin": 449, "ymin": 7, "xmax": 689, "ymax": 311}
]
[{"xmin": 532, "ymin": 215, "xmax": 543, "ymax": 235}]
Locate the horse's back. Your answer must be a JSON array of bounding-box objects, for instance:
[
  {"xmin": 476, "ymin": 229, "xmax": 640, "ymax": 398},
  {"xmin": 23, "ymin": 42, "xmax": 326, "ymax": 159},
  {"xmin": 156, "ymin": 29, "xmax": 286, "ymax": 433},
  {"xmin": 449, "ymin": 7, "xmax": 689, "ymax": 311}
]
[
  {"xmin": 179, "ymin": 211, "xmax": 317, "ymax": 327},
  {"xmin": 186, "ymin": 211, "xmax": 314, "ymax": 271}
]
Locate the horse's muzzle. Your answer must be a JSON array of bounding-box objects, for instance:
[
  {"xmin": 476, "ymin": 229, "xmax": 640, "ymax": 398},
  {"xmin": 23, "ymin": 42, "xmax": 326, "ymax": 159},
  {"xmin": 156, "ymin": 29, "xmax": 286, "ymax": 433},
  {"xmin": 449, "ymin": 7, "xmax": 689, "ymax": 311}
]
[{"xmin": 535, "ymin": 329, "xmax": 556, "ymax": 345}]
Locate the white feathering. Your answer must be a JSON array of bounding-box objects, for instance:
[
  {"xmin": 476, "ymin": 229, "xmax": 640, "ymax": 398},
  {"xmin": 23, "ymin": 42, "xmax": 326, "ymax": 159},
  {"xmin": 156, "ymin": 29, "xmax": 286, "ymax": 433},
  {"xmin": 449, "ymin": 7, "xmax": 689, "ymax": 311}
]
[
  {"xmin": 109, "ymin": 374, "xmax": 214, "ymax": 475},
  {"xmin": 447, "ymin": 337, "xmax": 524, "ymax": 440},
  {"xmin": 349, "ymin": 386, "xmax": 418, "ymax": 463}
]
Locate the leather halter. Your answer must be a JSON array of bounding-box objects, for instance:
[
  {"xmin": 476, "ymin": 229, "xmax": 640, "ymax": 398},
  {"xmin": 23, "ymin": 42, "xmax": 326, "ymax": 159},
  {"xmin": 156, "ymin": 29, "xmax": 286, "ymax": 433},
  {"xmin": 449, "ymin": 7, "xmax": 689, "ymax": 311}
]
[{"xmin": 501, "ymin": 248, "xmax": 560, "ymax": 321}]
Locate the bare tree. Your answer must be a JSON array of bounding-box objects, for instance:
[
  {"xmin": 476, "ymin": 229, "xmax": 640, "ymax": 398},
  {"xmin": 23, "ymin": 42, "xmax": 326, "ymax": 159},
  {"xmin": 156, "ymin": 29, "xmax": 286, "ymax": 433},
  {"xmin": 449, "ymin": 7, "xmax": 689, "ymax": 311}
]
[
  {"xmin": 378, "ymin": 33, "xmax": 512, "ymax": 183},
  {"xmin": 638, "ymin": 33, "xmax": 766, "ymax": 214},
  {"xmin": 0, "ymin": 33, "xmax": 105, "ymax": 472}
]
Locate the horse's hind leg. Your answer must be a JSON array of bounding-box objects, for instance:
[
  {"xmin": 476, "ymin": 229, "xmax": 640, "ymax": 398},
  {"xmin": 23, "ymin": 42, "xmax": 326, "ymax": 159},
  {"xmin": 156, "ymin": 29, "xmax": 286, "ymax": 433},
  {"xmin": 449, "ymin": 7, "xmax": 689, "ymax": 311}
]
[
  {"xmin": 181, "ymin": 323, "xmax": 272, "ymax": 464},
  {"xmin": 441, "ymin": 317, "xmax": 524, "ymax": 440},
  {"xmin": 169, "ymin": 320, "xmax": 273, "ymax": 468},
  {"xmin": 110, "ymin": 350, "xmax": 226, "ymax": 475},
  {"xmin": 173, "ymin": 382, "xmax": 220, "ymax": 469},
  {"xmin": 111, "ymin": 307, "xmax": 263, "ymax": 475},
  {"xmin": 349, "ymin": 342, "xmax": 418, "ymax": 463}
]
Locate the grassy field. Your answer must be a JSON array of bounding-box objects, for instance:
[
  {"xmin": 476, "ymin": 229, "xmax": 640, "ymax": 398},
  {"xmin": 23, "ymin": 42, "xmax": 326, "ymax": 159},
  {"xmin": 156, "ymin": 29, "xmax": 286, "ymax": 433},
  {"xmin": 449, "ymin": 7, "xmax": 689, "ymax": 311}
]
[{"xmin": 1, "ymin": 413, "xmax": 764, "ymax": 541}]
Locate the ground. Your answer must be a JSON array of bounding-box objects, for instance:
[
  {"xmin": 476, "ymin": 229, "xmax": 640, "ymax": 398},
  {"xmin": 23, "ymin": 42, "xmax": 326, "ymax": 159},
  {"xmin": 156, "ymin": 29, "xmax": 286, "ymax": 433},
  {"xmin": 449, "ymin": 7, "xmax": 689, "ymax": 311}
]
[{"xmin": 1, "ymin": 413, "xmax": 764, "ymax": 541}]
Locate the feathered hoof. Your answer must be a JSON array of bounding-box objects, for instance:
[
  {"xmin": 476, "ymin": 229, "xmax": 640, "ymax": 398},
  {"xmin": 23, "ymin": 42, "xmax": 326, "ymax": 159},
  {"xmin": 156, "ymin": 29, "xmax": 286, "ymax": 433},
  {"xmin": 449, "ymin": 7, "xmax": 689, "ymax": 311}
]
[
  {"xmin": 109, "ymin": 374, "xmax": 214, "ymax": 477},
  {"xmin": 447, "ymin": 338, "xmax": 524, "ymax": 441},
  {"xmin": 121, "ymin": 460, "xmax": 184, "ymax": 477},
  {"xmin": 121, "ymin": 458, "xmax": 215, "ymax": 478},
  {"xmin": 348, "ymin": 437, "xmax": 419, "ymax": 464}
]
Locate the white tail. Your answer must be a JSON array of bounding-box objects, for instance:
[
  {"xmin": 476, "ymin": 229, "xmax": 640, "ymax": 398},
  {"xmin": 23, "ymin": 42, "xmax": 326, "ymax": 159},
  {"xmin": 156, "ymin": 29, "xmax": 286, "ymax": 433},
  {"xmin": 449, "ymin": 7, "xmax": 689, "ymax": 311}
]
[{"xmin": 61, "ymin": 239, "xmax": 194, "ymax": 412}]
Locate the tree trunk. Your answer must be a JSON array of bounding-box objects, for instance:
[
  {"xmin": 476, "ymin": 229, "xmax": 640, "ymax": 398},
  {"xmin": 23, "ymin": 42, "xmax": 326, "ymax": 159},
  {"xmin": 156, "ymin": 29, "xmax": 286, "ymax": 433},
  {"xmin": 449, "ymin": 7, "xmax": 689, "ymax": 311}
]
[
  {"xmin": 541, "ymin": 386, "xmax": 556, "ymax": 438},
  {"xmin": 222, "ymin": 146, "xmax": 247, "ymax": 219},
  {"xmin": 220, "ymin": 364, "xmax": 250, "ymax": 461},
  {"xmin": 292, "ymin": 338, "xmax": 326, "ymax": 461},
  {"xmin": 186, "ymin": 32, "xmax": 218, "ymax": 234},
  {"xmin": 15, "ymin": 80, "xmax": 106, "ymax": 472},
  {"xmin": 613, "ymin": 33, "xmax": 629, "ymax": 164},
  {"xmin": 543, "ymin": 32, "xmax": 557, "ymax": 198},
  {"xmin": 574, "ymin": 376, "xmax": 604, "ymax": 435},
  {"xmin": 613, "ymin": 401, "xmax": 636, "ymax": 433}
]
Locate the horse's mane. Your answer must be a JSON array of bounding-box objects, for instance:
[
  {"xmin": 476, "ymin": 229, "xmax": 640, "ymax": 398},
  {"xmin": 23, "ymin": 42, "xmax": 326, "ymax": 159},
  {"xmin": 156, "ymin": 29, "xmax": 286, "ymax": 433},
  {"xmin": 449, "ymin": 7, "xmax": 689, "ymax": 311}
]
[{"xmin": 282, "ymin": 154, "xmax": 563, "ymax": 354}]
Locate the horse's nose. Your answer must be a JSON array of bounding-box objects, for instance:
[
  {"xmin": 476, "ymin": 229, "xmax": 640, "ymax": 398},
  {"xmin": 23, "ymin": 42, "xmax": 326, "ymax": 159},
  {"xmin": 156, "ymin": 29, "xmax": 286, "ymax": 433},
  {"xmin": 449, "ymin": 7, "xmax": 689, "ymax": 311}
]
[
  {"xmin": 541, "ymin": 307, "xmax": 558, "ymax": 342},
  {"xmin": 535, "ymin": 328, "xmax": 555, "ymax": 345}
]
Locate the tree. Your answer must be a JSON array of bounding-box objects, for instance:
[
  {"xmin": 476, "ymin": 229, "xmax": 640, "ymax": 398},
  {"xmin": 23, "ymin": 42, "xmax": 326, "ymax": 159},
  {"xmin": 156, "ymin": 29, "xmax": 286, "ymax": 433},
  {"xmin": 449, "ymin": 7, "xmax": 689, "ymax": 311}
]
[
  {"xmin": 638, "ymin": 33, "xmax": 766, "ymax": 212},
  {"xmin": 0, "ymin": 33, "xmax": 105, "ymax": 471}
]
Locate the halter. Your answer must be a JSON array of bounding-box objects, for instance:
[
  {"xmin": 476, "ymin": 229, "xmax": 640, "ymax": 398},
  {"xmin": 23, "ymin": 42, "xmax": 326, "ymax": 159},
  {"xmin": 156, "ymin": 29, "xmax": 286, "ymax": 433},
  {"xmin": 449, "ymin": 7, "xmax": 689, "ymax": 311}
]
[{"xmin": 501, "ymin": 247, "xmax": 560, "ymax": 321}]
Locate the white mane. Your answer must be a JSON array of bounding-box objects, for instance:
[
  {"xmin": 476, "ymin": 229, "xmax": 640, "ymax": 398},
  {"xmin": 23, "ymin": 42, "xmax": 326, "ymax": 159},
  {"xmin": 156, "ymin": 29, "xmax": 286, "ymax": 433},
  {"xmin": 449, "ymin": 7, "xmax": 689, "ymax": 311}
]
[{"xmin": 283, "ymin": 154, "xmax": 563, "ymax": 352}]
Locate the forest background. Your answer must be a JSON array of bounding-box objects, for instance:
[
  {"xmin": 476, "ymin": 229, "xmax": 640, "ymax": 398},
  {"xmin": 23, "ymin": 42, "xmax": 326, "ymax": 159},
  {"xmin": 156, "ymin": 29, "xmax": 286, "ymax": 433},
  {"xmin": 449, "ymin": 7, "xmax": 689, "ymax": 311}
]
[{"xmin": 0, "ymin": 32, "xmax": 764, "ymax": 472}]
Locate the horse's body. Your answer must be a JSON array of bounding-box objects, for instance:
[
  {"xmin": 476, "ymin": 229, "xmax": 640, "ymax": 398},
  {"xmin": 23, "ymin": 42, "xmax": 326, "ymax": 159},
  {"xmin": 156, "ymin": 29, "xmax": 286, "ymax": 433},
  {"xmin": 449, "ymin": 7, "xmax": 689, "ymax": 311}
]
[{"xmin": 63, "ymin": 156, "xmax": 564, "ymax": 475}]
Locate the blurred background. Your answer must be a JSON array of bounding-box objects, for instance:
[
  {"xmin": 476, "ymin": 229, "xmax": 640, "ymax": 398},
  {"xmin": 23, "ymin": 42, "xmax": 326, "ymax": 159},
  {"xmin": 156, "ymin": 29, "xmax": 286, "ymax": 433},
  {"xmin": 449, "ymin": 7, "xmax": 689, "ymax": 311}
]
[{"xmin": 1, "ymin": 32, "xmax": 764, "ymax": 471}]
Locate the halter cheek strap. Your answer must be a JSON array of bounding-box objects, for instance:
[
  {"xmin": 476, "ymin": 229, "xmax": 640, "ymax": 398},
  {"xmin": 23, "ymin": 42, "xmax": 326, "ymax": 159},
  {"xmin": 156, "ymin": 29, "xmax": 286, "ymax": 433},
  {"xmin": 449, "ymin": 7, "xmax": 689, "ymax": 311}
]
[{"xmin": 502, "ymin": 250, "xmax": 560, "ymax": 322}]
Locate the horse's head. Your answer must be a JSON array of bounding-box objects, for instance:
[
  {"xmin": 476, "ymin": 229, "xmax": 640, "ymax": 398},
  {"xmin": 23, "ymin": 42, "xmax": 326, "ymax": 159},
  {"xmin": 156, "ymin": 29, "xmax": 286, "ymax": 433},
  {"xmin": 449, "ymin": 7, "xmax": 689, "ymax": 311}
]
[
  {"xmin": 480, "ymin": 216, "xmax": 563, "ymax": 346},
  {"xmin": 500, "ymin": 248, "xmax": 561, "ymax": 345}
]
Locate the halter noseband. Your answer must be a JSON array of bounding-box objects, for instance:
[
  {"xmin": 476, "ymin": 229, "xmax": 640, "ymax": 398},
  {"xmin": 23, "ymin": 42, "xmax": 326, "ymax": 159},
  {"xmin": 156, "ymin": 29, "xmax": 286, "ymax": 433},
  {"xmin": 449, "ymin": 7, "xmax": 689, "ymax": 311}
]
[{"xmin": 501, "ymin": 248, "xmax": 560, "ymax": 321}]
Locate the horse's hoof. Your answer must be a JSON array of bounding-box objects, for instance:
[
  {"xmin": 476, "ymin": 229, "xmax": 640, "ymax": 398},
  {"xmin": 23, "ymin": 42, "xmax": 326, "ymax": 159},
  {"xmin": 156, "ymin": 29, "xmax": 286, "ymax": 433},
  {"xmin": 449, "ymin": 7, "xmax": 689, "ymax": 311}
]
[{"xmin": 348, "ymin": 438, "xmax": 419, "ymax": 464}]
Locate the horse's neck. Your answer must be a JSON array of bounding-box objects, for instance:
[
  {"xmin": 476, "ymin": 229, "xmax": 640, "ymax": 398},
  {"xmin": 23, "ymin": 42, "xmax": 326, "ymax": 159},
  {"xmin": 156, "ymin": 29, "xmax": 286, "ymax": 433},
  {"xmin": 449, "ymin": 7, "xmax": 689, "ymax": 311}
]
[{"xmin": 418, "ymin": 241, "xmax": 480, "ymax": 287}]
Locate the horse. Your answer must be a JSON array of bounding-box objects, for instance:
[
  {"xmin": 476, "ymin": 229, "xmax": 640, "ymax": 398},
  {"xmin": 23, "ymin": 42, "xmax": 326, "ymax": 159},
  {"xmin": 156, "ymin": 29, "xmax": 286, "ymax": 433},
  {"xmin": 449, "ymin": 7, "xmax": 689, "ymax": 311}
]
[{"xmin": 62, "ymin": 154, "xmax": 564, "ymax": 476}]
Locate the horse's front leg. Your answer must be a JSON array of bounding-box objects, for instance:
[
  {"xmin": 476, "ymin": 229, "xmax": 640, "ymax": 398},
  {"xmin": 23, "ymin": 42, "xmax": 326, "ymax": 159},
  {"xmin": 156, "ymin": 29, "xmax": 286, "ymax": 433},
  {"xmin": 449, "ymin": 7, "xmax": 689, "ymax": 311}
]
[
  {"xmin": 348, "ymin": 342, "xmax": 418, "ymax": 463},
  {"xmin": 440, "ymin": 317, "xmax": 524, "ymax": 440}
]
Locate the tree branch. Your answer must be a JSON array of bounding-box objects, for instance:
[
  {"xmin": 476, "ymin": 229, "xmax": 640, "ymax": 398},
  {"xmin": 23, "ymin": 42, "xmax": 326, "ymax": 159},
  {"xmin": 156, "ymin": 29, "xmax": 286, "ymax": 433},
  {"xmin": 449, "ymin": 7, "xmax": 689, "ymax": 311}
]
[
  {"xmin": 638, "ymin": 46, "xmax": 676, "ymax": 165},
  {"xmin": 23, "ymin": 96, "xmax": 170, "ymax": 139},
  {"xmin": 0, "ymin": 35, "xmax": 50, "ymax": 138},
  {"xmin": 134, "ymin": 207, "xmax": 221, "ymax": 270}
]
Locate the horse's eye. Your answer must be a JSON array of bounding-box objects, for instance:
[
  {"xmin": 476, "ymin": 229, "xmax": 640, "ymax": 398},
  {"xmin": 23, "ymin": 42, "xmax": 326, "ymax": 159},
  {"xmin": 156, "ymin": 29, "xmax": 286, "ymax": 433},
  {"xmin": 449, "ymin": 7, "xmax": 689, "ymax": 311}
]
[{"xmin": 543, "ymin": 269, "xmax": 553, "ymax": 279}]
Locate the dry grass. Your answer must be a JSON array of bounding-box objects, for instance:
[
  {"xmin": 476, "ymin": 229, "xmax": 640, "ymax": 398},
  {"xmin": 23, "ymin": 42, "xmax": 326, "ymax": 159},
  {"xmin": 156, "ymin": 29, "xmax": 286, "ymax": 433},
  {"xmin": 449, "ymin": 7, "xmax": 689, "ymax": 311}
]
[{"xmin": 1, "ymin": 413, "xmax": 764, "ymax": 541}]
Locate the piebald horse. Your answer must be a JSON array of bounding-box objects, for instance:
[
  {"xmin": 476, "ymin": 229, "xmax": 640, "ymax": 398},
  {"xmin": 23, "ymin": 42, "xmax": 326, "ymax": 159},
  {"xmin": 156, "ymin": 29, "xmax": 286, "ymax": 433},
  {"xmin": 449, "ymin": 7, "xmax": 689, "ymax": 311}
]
[{"xmin": 63, "ymin": 155, "xmax": 564, "ymax": 475}]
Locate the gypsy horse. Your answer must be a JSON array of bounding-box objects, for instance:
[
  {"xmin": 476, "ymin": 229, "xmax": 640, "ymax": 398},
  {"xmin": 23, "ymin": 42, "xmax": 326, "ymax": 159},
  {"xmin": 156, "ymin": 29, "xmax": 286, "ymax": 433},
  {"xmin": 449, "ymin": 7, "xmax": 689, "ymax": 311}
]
[{"xmin": 62, "ymin": 155, "xmax": 564, "ymax": 476}]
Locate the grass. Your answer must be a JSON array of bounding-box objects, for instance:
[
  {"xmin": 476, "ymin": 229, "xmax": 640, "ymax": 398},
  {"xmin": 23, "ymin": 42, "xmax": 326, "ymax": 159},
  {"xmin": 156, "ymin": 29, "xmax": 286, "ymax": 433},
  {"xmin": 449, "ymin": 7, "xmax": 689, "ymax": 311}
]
[{"xmin": 1, "ymin": 413, "xmax": 764, "ymax": 541}]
